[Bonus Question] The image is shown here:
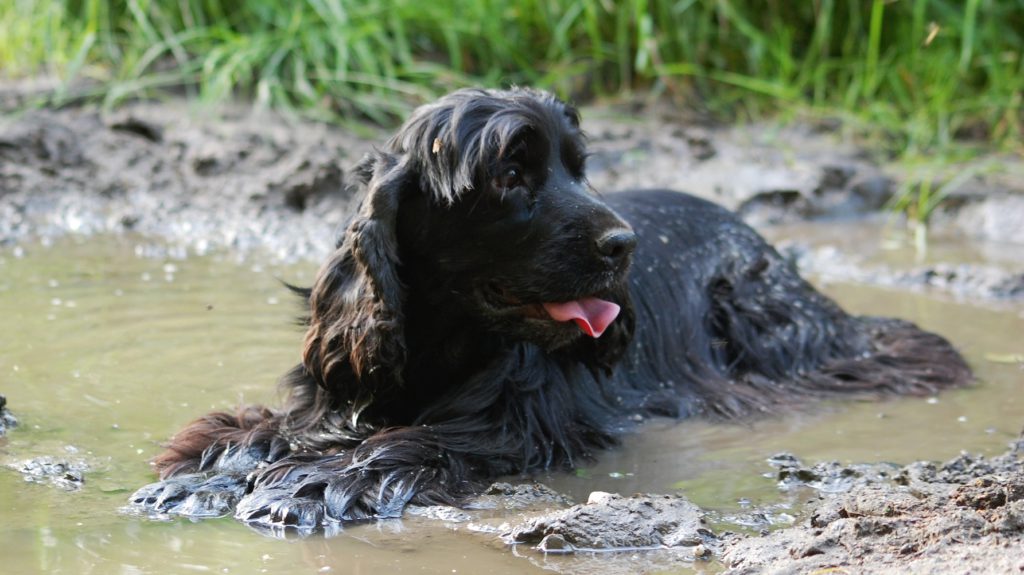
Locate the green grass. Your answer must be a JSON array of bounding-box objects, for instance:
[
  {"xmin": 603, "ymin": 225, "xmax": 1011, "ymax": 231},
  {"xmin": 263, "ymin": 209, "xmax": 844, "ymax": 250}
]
[
  {"xmin": 886, "ymin": 160, "xmax": 1000, "ymax": 256},
  {"xmin": 1, "ymin": 0, "xmax": 1022, "ymax": 153}
]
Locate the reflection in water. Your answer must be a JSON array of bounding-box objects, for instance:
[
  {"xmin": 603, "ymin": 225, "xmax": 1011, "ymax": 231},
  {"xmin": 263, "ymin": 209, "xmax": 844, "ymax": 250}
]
[{"xmin": 0, "ymin": 236, "xmax": 1021, "ymax": 574}]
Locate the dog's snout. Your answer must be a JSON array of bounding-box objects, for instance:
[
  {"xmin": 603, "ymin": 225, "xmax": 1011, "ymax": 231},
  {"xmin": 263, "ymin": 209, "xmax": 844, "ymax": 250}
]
[{"xmin": 596, "ymin": 229, "xmax": 637, "ymax": 266}]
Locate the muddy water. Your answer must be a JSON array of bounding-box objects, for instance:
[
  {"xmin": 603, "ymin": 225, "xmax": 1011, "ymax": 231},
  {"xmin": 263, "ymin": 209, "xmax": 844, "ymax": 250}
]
[{"xmin": 1, "ymin": 236, "xmax": 1022, "ymax": 575}]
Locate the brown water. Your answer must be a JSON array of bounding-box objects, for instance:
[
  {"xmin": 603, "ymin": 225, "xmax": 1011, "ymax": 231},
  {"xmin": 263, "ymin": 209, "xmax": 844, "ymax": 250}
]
[{"xmin": 1, "ymin": 236, "xmax": 1022, "ymax": 575}]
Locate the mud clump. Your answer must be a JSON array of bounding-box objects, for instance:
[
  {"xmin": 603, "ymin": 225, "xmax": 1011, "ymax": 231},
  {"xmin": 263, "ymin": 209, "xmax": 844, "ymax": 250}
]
[
  {"xmin": 768, "ymin": 451, "xmax": 902, "ymax": 493},
  {"xmin": 13, "ymin": 454, "xmax": 89, "ymax": 491},
  {"xmin": 407, "ymin": 482, "xmax": 574, "ymax": 524},
  {"xmin": 474, "ymin": 481, "xmax": 576, "ymax": 511},
  {"xmin": 0, "ymin": 394, "xmax": 16, "ymax": 437},
  {"xmin": 723, "ymin": 444, "xmax": 1024, "ymax": 574},
  {"xmin": 503, "ymin": 492, "xmax": 718, "ymax": 553}
]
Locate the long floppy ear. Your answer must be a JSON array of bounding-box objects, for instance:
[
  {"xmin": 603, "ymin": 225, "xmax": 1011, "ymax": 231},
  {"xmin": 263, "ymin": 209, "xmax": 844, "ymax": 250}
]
[{"xmin": 302, "ymin": 151, "xmax": 409, "ymax": 396}]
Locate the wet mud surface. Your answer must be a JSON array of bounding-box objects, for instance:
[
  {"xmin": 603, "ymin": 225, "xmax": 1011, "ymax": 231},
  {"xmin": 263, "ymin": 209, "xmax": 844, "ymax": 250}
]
[
  {"xmin": 723, "ymin": 437, "xmax": 1024, "ymax": 574},
  {"xmin": 2, "ymin": 96, "xmax": 1023, "ymax": 574},
  {"xmin": 2, "ymin": 99, "xmax": 1023, "ymax": 301},
  {"xmin": 458, "ymin": 437, "xmax": 1024, "ymax": 575},
  {"xmin": 12, "ymin": 452, "xmax": 89, "ymax": 491},
  {"xmin": 780, "ymin": 239, "xmax": 1024, "ymax": 301},
  {"xmin": 1, "ymin": 102, "xmax": 367, "ymax": 261},
  {"xmin": 503, "ymin": 491, "xmax": 714, "ymax": 553}
]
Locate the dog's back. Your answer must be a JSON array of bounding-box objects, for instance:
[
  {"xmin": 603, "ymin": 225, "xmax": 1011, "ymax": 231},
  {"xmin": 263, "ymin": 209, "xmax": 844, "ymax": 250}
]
[{"xmin": 607, "ymin": 189, "xmax": 971, "ymax": 419}]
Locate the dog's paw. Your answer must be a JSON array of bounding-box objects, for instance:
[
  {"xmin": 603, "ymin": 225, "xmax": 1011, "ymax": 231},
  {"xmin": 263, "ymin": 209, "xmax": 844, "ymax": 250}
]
[
  {"xmin": 234, "ymin": 457, "xmax": 343, "ymax": 531},
  {"xmin": 234, "ymin": 455, "xmax": 418, "ymax": 531},
  {"xmin": 128, "ymin": 472, "xmax": 247, "ymax": 518},
  {"xmin": 235, "ymin": 482, "xmax": 330, "ymax": 531}
]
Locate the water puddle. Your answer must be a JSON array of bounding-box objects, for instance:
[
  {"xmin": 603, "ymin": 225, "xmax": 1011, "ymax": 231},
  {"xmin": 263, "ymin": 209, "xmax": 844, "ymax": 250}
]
[{"xmin": 1, "ymin": 235, "xmax": 1021, "ymax": 574}]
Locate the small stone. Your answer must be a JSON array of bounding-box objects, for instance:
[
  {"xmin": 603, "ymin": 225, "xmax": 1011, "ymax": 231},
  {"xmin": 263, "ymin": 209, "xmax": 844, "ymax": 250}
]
[
  {"xmin": 538, "ymin": 533, "xmax": 571, "ymax": 552},
  {"xmin": 587, "ymin": 491, "xmax": 615, "ymax": 505}
]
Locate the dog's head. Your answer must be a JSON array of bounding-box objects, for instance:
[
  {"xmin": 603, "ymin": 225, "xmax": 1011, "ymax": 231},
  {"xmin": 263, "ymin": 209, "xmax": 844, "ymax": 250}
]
[{"xmin": 304, "ymin": 88, "xmax": 636, "ymax": 392}]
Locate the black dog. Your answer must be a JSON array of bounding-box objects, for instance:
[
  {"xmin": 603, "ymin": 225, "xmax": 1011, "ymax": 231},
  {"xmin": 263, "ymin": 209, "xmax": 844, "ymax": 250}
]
[{"xmin": 130, "ymin": 88, "xmax": 970, "ymax": 532}]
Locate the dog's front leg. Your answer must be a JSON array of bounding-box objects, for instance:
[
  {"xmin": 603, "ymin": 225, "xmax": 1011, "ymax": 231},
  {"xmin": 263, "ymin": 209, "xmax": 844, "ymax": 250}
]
[{"xmin": 234, "ymin": 425, "xmax": 476, "ymax": 532}]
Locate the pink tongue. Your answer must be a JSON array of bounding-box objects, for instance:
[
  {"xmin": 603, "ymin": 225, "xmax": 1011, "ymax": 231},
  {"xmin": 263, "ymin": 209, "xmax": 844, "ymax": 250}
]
[{"xmin": 542, "ymin": 297, "xmax": 621, "ymax": 338}]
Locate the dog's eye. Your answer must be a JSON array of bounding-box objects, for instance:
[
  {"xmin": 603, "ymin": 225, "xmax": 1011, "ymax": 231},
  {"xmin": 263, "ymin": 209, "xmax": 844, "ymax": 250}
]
[{"xmin": 494, "ymin": 167, "xmax": 524, "ymax": 191}]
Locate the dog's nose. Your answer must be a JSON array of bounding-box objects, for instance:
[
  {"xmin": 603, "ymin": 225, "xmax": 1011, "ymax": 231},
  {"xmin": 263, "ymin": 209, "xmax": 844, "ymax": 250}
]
[{"xmin": 595, "ymin": 229, "xmax": 637, "ymax": 266}]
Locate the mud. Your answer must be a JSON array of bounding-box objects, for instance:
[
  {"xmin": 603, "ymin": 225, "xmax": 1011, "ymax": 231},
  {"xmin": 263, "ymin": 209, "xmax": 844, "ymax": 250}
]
[
  {"xmin": 2, "ymin": 94, "xmax": 1023, "ymax": 574},
  {"xmin": 780, "ymin": 241, "xmax": 1024, "ymax": 301},
  {"xmin": 484, "ymin": 437, "xmax": 1024, "ymax": 575},
  {"xmin": 722, "ymin": 437, "xmax": 1024, "ymax": 574},
  {"xmin": 503, "ymin": 492, "xmax": 716, "ymax": 553},
  {"xmin": 413, "ymin": 488, "xmax": 725, "ymax": 575},
  {"xmin": 11, "ymin": 449, "xmax": 89, "ymax": 491},
  {"xmin": 1, "ymin": 102, "xmax": 371, "ymax": 261},
  {"xmin": 3, "ymin": 99, "xmax": 1022, "ymax": 292},
  {"xmin": 0, "ymin": 394, "xmax": 15, "ymax": 437}
]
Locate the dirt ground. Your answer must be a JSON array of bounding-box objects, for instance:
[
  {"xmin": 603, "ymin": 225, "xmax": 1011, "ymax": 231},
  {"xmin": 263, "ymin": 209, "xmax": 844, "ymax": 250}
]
[
  {"xmin": 2, "ymin": 94, "xmax": 1023, "ymax": 573},
  {"xmin": 721, "ymin": 440, "xmax": 1024, "ymax": 574},
  {"xmin": 2, "ymin": 96, "xmax": 1021, "ymax": 296},
  {"xmin": 485, "ymin": 437, "xmax": 1024, "ymax": 574}
]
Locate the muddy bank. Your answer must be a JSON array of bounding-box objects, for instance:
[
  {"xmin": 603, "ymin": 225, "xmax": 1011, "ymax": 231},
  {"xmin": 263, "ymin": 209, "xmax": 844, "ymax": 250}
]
[
  {"xmin": 780, "ymin": 240, "xmax": 1024, "ymax": 301},
  {"xmin": 484, "ymin": 437, "xmax": 1024, "ymax": 574},
  {"xmin": 1, "ymin": 102, "xmax": 371, "ymax": 261},
  {"xmin": 11, "ymin": 452, "xmax": 88, "ymax": 491},
  {"xmin": 2, "ymin": 96, "xmax": 1023, "ymax": 575},
  {"xmin": 2, "ymin": 98, "xmax": 1022, "ymax": 301},
  {"xmin": 723, "ymin": 437, "xmax": 1024, "ymax": 574},
  {"xmin": 504, "ymin": 491, "xmax": 714, "ymax": 553}
]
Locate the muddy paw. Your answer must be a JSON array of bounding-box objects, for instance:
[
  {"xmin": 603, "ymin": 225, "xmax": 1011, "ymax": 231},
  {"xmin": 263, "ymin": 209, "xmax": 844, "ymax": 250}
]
[
  {"xmin": 234, "ymin": 456, "xmax": 408, "ymax": 531},
  {"xmin": 235, "ymin": 482, "xmax": 329, "ymax": 530},
  {"xmin": 129, "ymin": 472, "xmax": 247, "ymax": 518}
]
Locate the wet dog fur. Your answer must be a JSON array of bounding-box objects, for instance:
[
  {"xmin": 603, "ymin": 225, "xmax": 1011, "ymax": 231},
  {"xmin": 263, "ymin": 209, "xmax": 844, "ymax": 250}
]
[{"xmin": 130, "ymin": 88, "xmax": 971, "ymax": 533}]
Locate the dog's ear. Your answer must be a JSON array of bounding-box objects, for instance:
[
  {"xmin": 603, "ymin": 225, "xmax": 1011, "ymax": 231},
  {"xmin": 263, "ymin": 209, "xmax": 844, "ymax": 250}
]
[
  {"xmin": 578, "ymin": 289, "xmax": 635, "ymax": 377},
  {"xmin": 302, "ymin": 151, "xmax": 409, "ymax": 395}
]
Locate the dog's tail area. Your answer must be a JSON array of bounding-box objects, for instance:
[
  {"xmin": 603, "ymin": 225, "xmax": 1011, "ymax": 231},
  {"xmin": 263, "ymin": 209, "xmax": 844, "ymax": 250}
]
[
  {"xmin": 636, "ymin": 246, "xmax": 974, "ymax": 420},
  {"xmin": 153, "ymin": 405, "xmax": 291, "ymax": 479},
  {"xmin": 804, "ymin": 316, "xmax": 972, "ymax": 397},
  {"xmin": 677, "ymin": 317, "xmax": 973, "ymax": 421}
]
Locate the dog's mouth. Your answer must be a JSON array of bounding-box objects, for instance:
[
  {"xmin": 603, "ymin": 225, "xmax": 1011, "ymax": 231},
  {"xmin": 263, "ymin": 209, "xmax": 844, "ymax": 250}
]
[{"xmin": 481, "ymin": 282, "xmax": 621, "ymax": 338}]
